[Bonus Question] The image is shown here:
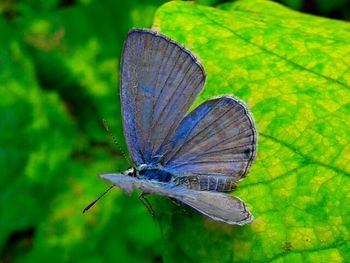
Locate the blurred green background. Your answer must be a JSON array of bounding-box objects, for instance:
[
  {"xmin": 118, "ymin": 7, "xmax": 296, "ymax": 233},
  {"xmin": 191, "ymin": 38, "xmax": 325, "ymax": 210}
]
[{"xmin": 1, "ymin": 0, "xmax": 349, "ymax": 262}]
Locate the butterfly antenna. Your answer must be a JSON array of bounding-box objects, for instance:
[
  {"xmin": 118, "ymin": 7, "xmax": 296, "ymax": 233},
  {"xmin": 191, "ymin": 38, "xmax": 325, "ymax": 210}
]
[
  {"xmin": 83, "ymin": 185, "xmax": 114, "ymax": 213},
  {"xmin": 102, "ymin": 118, "xmax": 133, "ymax": 167}
]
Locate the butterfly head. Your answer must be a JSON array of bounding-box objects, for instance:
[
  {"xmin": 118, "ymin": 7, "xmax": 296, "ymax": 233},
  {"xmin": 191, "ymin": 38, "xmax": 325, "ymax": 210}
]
[
  {"xmin": 124, "ymin": 167, "xmax": 137, "ymax": 177},
  {"xmin": 124, "ymin": 164, "xmax": 149, "ymax": 178}
]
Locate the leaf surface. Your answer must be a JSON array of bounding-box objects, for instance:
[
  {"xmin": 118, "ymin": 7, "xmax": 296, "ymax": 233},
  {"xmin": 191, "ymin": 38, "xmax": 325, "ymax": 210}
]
[{"xmin": 152, "ymin": 1, "xmax": 350, "ymax": 262}]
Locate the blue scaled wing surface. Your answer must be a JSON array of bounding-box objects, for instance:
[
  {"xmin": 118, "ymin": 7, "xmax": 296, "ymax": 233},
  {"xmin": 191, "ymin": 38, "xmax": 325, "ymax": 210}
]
[
  {"xmin": 121, "ymin": 29, "xmax": 205, "ymax": 165},
  {"xmin": 163, "ymin": 96, "xmax": 257, "ymax": 193}
]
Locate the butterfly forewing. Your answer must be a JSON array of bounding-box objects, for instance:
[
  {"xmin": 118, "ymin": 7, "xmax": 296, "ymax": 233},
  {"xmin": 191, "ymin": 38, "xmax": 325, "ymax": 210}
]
[{"xmin": 121, "ymin": 29, "xmax": 206, "ymax": 165}]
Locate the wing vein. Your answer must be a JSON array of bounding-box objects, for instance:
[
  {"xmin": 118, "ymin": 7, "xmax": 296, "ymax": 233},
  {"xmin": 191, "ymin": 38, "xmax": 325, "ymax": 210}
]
[
  {"xmin": 157, "ymin": 66, "xmax": 203, "ymax": 154},
  {"xmin": 166, "ymin": 100, "xmax": 233, "ymax": 163},
  {"xmin": 164, "ymin": 99, "xmax": 223, "ymax": 162},
  {"xmin": 179, "ymin": 112, "xmax": 249, "ymax": 156}
]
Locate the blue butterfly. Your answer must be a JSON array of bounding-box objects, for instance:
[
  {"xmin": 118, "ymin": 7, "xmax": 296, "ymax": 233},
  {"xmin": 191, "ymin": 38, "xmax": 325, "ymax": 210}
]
[{"xmin": 100, "ymin": 29, "xmax": 257, "ymax": 225}]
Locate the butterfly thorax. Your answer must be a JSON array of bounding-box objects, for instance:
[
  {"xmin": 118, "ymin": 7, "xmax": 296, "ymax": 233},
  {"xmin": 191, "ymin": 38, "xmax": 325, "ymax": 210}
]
[
  {"xmin": 125, "ymin": 164, "xmax": 174, "ymax": 183},
  {"xmin": 138, "ymin": 168, "xmax": 173, "ymax": 182}
]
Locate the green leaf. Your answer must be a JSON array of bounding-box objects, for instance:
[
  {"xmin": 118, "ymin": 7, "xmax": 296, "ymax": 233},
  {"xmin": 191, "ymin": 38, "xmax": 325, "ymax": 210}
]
[{"xmin": 153, "ymin": 0, "xmax": 350, "ymax": 262}]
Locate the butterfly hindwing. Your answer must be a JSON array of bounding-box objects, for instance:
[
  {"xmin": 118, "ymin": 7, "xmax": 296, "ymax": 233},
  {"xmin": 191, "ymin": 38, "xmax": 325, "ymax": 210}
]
[
  {"xmin": 121, "ymin": 29, "xmax": 206, "ymax": 165},
  {"xmin": 175, "ymin": 188, "xmax": 253, "ymax": 225},
  {"xmin": 100, "ymin": 173, "xmax": 252, "ymax": 225}
]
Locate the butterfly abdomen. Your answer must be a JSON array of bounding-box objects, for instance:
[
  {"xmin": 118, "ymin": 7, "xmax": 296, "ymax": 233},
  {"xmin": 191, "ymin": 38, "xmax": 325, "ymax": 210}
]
[{"xmin": 172, "ymin": 175, "xmax": 236, "ymax": 192}]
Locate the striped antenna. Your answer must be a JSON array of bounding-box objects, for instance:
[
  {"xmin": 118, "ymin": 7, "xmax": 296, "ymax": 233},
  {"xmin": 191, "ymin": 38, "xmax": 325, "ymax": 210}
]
[
  {"xmin": 102, "ymin": 118, "xmax": 134, "ymax": 167},
  {"xmin": 83, "ymin": 185, "xmax": 114, "ymax": 213},
  {"xmin": 83, "ymin": 119, "xmax": 134, "ymax": 214}
]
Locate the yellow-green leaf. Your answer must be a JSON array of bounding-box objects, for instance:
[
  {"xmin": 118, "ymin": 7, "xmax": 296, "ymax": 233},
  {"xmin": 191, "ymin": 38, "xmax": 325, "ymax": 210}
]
[{"xmin": 153, "ymin": 0, "xmax": 350, "ymax": 262}]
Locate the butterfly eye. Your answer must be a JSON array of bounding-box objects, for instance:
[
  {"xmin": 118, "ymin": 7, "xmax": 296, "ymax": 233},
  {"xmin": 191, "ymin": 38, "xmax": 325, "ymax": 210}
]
[{"xmin": 125, "ymin": 168, "xmax": 135, "ymax": 177}]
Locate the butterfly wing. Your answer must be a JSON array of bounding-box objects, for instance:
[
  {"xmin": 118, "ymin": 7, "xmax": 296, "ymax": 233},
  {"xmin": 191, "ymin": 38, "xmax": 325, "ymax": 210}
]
[
  {"xmin": 174, "ymin": 188, "xmax": 253, "ymax": 225},
  {"xmin": 121, "ymin": 29, "xmax": 205, "ymax": 165},
  {"xmin": 163, "ymin": 96, "xmax": 257, "ymax": 192},
  {"xmin": 100, "ymin": 173, "xmax": 252, "ymax": 225}
]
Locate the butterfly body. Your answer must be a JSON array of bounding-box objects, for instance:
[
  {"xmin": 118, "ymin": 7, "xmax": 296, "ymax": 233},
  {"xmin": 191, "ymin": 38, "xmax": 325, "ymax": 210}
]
[
  {"xmin": 100, "ymin": 29, "xmax": 257, "ymax": 225},
  {"xmin": 138, "ymin": 166, "xmax": 173, "ymax": 183}
]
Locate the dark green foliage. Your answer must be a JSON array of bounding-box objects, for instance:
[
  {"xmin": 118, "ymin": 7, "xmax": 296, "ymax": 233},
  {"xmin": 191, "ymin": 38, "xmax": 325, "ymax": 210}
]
[{"xmin": 0, "ymin": 1, "xmax": 167, "ymax": 262}]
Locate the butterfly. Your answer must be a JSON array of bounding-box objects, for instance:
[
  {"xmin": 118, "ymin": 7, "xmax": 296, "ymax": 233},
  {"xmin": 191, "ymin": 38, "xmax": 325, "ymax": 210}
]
[{"xmin": 100, "ymin": 28, "xmax": 257, "ymax": 225}]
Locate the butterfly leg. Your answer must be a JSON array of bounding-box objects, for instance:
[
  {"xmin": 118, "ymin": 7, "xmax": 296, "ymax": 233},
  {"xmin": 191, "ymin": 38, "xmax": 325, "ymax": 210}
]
[
  {"xmin": 169, "ymin": 197, "xmax": 182, "ymax": 207},
  {"xmin": 168, "ymin": 198, "xmax": 191, "ymax": 215},
  {"xmin": 138, "ymin": 192, "xmax": 155, "ymax": 221}
]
